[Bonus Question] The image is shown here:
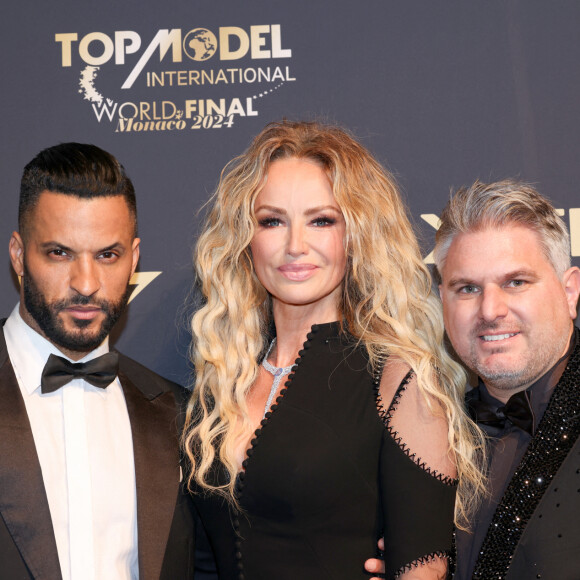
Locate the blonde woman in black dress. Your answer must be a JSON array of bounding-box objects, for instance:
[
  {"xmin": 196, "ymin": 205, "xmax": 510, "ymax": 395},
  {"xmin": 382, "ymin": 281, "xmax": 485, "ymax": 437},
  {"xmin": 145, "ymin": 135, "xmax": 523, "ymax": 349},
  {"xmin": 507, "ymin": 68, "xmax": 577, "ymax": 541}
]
[{"xmin": 183, "ymin": 121, "xmax": 485, "ymax": 579}]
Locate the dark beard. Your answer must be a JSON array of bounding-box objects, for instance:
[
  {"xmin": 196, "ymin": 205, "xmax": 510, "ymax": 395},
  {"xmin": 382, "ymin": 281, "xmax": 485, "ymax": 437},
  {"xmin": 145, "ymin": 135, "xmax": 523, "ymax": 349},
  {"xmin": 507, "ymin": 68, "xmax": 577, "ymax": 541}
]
[{"xmin": 22, "ymin": 261, "xmax": 131, "ymax": 353}]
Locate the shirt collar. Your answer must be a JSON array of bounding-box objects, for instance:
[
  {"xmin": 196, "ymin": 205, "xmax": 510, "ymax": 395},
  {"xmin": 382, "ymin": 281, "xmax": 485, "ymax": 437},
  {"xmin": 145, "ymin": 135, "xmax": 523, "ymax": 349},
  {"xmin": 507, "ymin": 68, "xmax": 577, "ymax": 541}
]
[{"xmin": 4, "ymin": 303, "xmax": 110, "ymax": 396}]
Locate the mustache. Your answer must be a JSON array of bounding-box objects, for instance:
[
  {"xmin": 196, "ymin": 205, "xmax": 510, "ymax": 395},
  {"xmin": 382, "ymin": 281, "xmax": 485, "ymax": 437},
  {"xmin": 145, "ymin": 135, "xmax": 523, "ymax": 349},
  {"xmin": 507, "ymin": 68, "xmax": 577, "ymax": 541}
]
[
  {"xmin": 52, "ymin": 294, "xmax": 109, "ymax": 311},
  {"xmin": 472, "ymin": 321, "xmax": 520, "ymax": 335}
]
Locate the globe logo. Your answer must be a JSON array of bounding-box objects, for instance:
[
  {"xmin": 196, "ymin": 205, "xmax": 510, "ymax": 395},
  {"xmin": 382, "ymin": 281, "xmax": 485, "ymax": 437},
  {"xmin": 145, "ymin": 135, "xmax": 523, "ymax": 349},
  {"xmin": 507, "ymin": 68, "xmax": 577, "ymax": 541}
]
[{"xmin": 183, "ymin": 28, "xmax": 217, "ymax": 61}]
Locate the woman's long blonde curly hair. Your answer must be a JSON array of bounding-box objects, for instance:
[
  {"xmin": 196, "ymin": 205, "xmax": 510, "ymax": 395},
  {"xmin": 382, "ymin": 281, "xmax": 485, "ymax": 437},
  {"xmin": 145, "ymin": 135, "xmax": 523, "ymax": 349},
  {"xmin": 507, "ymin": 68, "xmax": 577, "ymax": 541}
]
[{"xmin": 183, "ymin": 120, "xmax": 486, "ymax": 528}]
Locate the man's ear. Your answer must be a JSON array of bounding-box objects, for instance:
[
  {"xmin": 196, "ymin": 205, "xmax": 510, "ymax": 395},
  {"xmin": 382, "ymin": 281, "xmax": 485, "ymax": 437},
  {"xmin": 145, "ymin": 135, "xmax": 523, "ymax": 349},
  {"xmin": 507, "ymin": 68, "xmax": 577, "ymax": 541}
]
[
  {"xmin": 130, "ymin": 237, "xmax": 140, "ymax": 277},
  {"xmin": 562, "ymin": 266, "xmax": 580, "ymax": 319},
  {"xmin": 9, "ymin": 232, "xmax": 24, "ymax": 277}
]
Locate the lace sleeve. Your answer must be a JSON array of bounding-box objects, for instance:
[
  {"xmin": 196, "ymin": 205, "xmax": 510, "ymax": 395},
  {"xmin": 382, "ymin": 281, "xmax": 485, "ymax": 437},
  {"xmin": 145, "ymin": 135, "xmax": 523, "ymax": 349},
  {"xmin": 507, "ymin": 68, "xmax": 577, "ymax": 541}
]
[{"xmin": 377, "ymin": 358, "xmax": 457, "ymax": 579}]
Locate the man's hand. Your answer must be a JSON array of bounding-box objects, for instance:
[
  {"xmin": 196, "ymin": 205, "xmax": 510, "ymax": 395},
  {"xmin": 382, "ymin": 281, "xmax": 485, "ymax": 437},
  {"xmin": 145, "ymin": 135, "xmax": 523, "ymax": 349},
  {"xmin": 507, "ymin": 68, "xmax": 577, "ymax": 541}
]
[
  {"xmin": 364, "ymin": 537, "xmax": 447, "ymax": 579},
  {"xmin": 364, "ymin": 537, "xmax": 385, "ymax": 579}
]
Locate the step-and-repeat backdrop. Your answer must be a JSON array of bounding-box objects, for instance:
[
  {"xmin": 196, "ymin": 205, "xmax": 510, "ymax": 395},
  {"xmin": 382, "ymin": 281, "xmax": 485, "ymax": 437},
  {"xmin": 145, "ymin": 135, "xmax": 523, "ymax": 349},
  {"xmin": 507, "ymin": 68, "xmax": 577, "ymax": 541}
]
[{"xmin": 2, "ymin": 1, "xmax": 579, "ymax": 385}]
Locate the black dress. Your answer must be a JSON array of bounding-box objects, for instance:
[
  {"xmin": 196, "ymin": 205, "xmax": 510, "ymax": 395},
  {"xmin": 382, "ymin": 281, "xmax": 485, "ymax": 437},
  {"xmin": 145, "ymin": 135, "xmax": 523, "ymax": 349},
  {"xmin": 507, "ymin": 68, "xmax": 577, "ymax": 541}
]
[{"xmin": 192, "ymin": 322, "xmax": 456, "ymax": 579}]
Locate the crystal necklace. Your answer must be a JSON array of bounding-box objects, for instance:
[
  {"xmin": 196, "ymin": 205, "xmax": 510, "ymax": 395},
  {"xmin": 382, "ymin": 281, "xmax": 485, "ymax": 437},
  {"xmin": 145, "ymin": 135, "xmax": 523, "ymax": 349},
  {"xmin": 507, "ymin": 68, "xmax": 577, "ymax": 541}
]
[{"xmin": 261, "ymin": 338, "xmax": 295, "ymax": 419}]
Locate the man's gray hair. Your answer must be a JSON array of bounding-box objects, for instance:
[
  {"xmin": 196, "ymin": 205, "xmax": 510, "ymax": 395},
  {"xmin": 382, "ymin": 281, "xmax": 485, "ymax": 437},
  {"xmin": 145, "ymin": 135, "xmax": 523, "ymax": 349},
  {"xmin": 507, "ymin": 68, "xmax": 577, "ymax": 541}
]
[{"xmin": 434, "ymin": 179, "xmax": 571, "ymax": 277}]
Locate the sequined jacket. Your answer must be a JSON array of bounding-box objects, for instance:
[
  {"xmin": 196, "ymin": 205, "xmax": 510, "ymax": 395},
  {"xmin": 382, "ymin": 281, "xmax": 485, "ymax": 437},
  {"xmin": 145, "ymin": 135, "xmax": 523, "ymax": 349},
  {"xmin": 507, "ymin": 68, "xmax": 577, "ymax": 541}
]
[{"xmin": 471, "ymin": 329, "xmax": 580, "ymax": 580}]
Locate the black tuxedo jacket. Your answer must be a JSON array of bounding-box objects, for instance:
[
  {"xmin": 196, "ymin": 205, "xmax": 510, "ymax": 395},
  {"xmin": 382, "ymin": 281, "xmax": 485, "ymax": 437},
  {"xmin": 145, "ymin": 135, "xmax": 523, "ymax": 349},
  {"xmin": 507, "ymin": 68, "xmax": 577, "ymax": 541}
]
[
  {"xmin": 0, "ymin": 324, "xmax": 195, "ymax": 579},
  {"xmin": 469, "ymin": 330, "xmax": 580, "ymax": 580},
  {"xmin": 506, "ymin": 434, "xmax": 580, "ymax": 579}
]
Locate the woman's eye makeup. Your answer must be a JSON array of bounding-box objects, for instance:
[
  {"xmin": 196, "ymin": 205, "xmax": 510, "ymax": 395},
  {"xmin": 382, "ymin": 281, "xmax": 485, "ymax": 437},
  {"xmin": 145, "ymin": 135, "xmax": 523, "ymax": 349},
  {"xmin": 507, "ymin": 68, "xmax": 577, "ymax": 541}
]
[
  {"xmin": 311, "ymin": 215, "xmax": 337, "ymax": 226},
  {"xmin": 258, "ymin": 216, "xmax": 283, "ymax": 227}
]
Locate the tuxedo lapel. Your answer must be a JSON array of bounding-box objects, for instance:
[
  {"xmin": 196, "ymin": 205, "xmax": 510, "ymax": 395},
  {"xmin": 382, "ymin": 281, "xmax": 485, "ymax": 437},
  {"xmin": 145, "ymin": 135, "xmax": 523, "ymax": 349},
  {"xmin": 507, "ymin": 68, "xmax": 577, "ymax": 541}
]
[
  {"xmin": 0, "ymin": 330, "xmax": 62, "ymax": 579},
  {"xmin": 118, "ymin": 364, "xmax": 181, "ymax": 580}
]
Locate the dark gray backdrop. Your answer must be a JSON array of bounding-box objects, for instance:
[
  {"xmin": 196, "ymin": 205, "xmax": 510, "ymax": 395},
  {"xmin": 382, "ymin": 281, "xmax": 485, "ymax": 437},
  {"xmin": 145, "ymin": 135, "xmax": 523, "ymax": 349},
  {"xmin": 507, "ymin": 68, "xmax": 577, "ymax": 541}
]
[{"xmin": 2, "ymin": 0, "xmax": 579, "ymax": 385}]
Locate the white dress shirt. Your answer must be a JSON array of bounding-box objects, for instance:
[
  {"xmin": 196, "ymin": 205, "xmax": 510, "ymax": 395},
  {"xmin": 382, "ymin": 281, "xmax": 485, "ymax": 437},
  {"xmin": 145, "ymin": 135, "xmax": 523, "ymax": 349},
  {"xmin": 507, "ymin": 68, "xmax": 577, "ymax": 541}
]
[{"xmin": 4, "ymin": 304, "xmax": 139, "ymax": 580}]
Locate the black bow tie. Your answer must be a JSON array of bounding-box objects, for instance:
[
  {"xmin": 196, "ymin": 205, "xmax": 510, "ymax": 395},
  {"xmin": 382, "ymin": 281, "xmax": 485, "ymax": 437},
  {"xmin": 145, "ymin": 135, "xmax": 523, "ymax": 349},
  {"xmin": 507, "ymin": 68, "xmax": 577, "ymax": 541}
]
[
  {"xmin": 469, "ymin": 389, "xmax": 535, "ymax": 436},
  {"xmin": 41, "ymin": 352, "xmax": 119, "ymax": 394}
]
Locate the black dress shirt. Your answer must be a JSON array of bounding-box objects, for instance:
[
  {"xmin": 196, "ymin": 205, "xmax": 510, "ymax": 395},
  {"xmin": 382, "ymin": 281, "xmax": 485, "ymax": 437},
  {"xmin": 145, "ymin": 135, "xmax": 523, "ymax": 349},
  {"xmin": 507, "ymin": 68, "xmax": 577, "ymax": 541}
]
[{"xmin": 455, "ymin": 331, "xmax": 575, "ymax": 580}]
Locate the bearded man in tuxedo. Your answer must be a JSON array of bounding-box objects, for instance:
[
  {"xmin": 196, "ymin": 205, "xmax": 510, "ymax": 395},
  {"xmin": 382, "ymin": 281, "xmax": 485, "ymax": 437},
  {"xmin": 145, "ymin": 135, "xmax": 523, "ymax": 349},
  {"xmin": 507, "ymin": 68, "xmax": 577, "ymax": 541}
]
[{"xmin": 0, "ymin": 143, "xmax": 195, "ymax": 579}]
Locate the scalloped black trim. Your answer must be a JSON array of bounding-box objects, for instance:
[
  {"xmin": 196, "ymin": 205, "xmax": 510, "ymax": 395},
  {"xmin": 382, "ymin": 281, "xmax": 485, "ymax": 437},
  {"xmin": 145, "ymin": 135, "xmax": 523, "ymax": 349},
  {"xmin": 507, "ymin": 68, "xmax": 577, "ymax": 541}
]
[
  {"xmin": 375, "ymin": 367, "xmax": 457, "ymax": 487},
  {"xmin": 394, "ymin": 550, "xmax": 451, "ymax": 579},
  {"xmin": 237, "ymin": 327, "xmax": 316, "ymax": 477},
  {"xmin": 233, "ymin": 326, "xmax": 321, "ymax": 579}
]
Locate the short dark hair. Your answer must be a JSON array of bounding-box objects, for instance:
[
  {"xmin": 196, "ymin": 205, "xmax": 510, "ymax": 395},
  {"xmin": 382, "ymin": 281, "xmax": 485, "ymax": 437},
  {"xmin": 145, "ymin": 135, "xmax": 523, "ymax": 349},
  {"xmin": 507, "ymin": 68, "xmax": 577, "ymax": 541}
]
[{"xmin": 19, "ymin": 142, "xmax": 137, "ymax": 238}]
